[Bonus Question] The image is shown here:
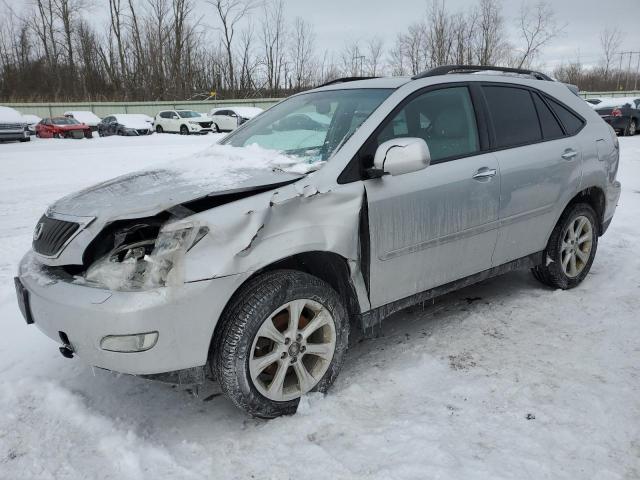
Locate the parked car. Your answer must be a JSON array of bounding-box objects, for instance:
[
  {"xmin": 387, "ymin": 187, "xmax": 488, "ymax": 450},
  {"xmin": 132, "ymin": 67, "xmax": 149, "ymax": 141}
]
[
  {"xmin": 21, "ymin": 113, "xmax": 42, "ymax": 135},
  {"xmin": 15, "ymin": 65, "xmax": 621, "ymax": 418},
  {"xmin": 154, "ymin": 109, "xmax": 213, "ymax": 135},
  {"xmin": 35, "ymin": 117, "xmax": 92, "ymax": 139},
  {"xmin": 592, "ymin": 97, "xmax": 640, "ymax": 136},
  {"xmin": 0, "ymin": 106, "xmax": 30, "ymax": 143},
  {"xmin": 97, "ymin": 114, "xmax": 154, "ymax": 137},
  {"xmin": 64, "ymin": 111, "xmax": 102, "ymax": 132},
  {"xmin": 209, "ymin": 106, "xmax": 263, "ymax": 132}
]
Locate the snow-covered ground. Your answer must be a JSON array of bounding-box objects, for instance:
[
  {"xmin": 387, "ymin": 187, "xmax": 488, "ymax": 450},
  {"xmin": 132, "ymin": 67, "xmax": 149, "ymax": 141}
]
[{"xmin": 0, "ymin": 134, "xmax": 638, "ymax": 479}]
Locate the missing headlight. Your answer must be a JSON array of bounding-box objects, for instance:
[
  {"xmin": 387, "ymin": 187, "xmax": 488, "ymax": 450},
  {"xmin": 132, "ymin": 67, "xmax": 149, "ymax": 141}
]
[{"xmin": 83, "ymin": 223, "xmax": 208, "ymax": 291}]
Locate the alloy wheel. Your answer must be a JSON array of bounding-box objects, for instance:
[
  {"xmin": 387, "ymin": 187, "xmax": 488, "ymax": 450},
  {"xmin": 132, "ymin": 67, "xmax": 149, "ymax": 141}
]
[
  {"xmin": 560, "ymin": 215, "xmax": 593, "ymax": 278},
  {"xmin": 249, "ymin": 299, "xmax": 336, "ymax": 402}
]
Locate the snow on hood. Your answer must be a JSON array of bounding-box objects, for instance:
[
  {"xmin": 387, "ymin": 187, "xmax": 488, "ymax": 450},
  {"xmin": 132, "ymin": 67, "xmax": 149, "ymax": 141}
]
[
  {"xmin": 65, "ymin": 110, "xmax": 101, "ymax": 126},
  {"xmin": 49, "ymin": 144, "xmax": 319, "ymax": 218},
  {"xmin": 0, "ymin": 106, "xmax": 25, "ymax": 123},
  {"xmin": 113, "ymin": 114, "xmax": 153, "ymax": 129}
]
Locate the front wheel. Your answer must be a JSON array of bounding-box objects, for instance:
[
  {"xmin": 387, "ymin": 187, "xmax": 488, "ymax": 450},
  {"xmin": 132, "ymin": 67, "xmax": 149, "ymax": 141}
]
[
  {"xmin": 212, "ymin": 270, "xmax": 349, "ymax": 418},
  {"xmin": 532, "ymin": 203, "xmax": 598, "ymax": 289},
  {"xmin": 180, "ymin": 125, "xmax": 189, "ymax": 135},
  {"xmin": 156, "ymin": 125, "xmax": 163, "ymax": 133}
]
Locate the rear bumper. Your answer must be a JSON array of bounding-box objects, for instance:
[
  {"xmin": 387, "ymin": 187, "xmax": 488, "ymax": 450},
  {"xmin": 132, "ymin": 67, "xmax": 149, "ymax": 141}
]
[
  {"xmin": 0, "ymin": 130, "xmax": 27, "ymax": 141},
  {"xmin": 17, "ymin": 252, "xmax": 250, "ymax": 375},
  {"xmin": 600, "ymin": 116, "xmax": 629, "ymax": 132},
  {"xmin": 602, "ymin": 180, "xmax": 621, "ymax": 234}
]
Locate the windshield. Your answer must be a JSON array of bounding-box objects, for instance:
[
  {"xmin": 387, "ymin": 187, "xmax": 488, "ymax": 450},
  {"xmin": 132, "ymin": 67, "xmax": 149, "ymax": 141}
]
[
  {"xmin": 221, "ymin": 88, "xmax": 392, "ymax": 164},
  {"xmin": 177, "ymin": 110, "xmax": 201, "ymax": 118},
  {"xmin": 52, "ymin": 117, "xmax": 79, "ymax": 125}
]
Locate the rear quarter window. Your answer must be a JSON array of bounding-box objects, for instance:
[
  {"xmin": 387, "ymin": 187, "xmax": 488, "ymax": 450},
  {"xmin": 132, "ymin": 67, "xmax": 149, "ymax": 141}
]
[{"xmin": 546, "ymin": 98, "xmax": 585, "ymax": 135}]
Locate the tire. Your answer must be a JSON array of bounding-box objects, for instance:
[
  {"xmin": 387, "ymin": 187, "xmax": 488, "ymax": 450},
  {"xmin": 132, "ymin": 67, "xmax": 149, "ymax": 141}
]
[
  {"xmin": 19, "ymin": 136, "xmax": 30, "ymax": 142},
  {"xmin": 212, "ymin": 270, "xmax": 349, "ymax": 418},
  {"xmin": 117, "ymin": 129, "xmax": 124, "ymax": 136},
  {"xmin": 180, "ymin": 125, "xmax": 189, "ymax": 135},
  {"xmin": 156, "ymin": 125, "xmax": 163, "ymax": 133},
  {"xmin": 213, "ymin": 123, "xmax": 220, "ymax": 133},
  {"xmin": 627, "ymin": 119, "xmax": 637, "ymax": 136},
  {"xmin": 531, "ymin": 203, "xmax": 599, "ymax": 289}
]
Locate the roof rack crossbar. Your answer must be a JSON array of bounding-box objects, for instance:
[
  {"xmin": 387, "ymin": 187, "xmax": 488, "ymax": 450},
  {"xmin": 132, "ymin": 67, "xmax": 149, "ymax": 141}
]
[
  {"xmin": 317, "ymin": 76, "xmax": 379, "ymax": 87},
  {"xmin": 412, "ymin": 65, "xmax": 553, "ymax": 81}
]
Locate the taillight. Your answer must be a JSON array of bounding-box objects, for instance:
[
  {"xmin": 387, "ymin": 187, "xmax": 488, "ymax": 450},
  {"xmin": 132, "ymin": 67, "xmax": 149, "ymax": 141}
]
[{"xmin": 611, "ymin": 108, "xmax": 622, "ymax": 117}]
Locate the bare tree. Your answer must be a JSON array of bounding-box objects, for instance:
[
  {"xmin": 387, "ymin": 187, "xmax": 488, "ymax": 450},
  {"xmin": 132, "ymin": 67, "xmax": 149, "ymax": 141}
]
[
  {"xmin": 474, "ymin": 0, "xmax": 506, "ymax": 66},
  {"xmin": 208, "ymin": 0, "xmax": 256, "ymax": 93},
  {"xmin": 290, "ymin": 17, "xmax": 315, "ymax": 89},
  {"xmin": 366, "ymin": 36, "xmax": 384, "ymax": 76},
  {"xmin": 600, "ymin": 27, "xmax": 623, "ymax": 78},
  {"xmin": 260, "ymin": 0, "xmax": 286, "ymax": 94},
  {"xmin": 514, "ymin": 1, "xmax": 564, "ymax": 68}
]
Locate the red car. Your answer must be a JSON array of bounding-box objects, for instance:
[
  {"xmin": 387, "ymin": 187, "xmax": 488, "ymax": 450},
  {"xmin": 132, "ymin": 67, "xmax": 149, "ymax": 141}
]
[{"xmin": 35, "ymin": 117, "xmax": 93, "ymax": 139}]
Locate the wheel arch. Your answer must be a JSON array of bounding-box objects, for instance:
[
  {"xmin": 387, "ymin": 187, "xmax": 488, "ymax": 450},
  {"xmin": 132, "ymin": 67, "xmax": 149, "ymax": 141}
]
[
  {"xmin": 209, "ymin": 251, "xmax": 362, "ymax": 366},
  {"xmin": 564, "ymin": 186, "xmax": 606, "ymax": 235}
]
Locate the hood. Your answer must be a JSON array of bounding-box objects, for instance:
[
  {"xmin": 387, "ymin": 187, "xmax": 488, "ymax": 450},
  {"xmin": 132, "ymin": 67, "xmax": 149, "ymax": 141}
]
[
  {"xmin": 119, "ymin": 119, "xmax": 153, "ymax": 130},
  {"xmin": 49, "ymin": 144, "xmax": 314, "ymax": 219}
]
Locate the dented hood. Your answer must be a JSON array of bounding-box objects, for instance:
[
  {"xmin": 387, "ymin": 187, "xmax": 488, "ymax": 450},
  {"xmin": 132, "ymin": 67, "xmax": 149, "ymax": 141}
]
[{"xmin": 48, "ymin": 145, "xmax": 306, "ymax": 219}]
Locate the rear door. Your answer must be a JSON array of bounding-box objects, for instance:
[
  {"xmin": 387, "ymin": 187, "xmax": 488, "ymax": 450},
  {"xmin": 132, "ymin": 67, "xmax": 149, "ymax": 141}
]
[
  {"xmin": 482, "ymin": 84, "xmax": 585, "ymax": 266},
  {"xmin": 365, "ymin": 85, "xmax": 501, "ymax": 307}
]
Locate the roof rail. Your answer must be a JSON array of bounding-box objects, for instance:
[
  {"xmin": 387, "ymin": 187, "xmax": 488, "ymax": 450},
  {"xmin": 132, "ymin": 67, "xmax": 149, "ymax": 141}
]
[
  {"xmin": 412, "ymin": 65, "xmax": 553, "ymax": 81},
  {"xmin": 318, "ymin": 76, "xmax": 379, "ymax": 87}
]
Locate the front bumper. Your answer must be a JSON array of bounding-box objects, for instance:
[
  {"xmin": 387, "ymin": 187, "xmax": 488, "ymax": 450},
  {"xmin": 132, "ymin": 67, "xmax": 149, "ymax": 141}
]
[
  {"xmin": 188, "ymin": 124, "xmax": 212, "ymax": 134},
  {"xmin": 17, "ymin": 252, "xmax": 249, "ymax": 375}
]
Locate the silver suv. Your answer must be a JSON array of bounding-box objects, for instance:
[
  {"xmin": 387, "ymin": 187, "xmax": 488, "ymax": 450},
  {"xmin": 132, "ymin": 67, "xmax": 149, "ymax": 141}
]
[{"xmin": 15, "ymin": 66, "xmax": 621, "ymax": 418}]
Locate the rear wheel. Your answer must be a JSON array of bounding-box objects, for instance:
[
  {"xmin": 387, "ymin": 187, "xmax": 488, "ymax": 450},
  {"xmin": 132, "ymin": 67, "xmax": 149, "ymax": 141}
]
[
  {"xmin": 212, "ymin": 270, "xmax": 349, "ymax": 418},
  {"xmin": 156, "ymin": 125, "xmax": 163, "ymax": 133},
  {"xmin": 627, "ymin": 119, "xmax": 637, "ymax": 136},
  {"xmin": 531, "ymin": 203, "xmax": 598, "ymax": 289},
  {"xmin": 180, "ymin": 125, "xmax": 189, "ymax": 135}
]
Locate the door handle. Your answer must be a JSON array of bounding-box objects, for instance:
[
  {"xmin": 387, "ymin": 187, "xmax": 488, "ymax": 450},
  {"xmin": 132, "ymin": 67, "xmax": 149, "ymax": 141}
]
[
  {"xmin": 472, "ymin": 168, "xmax": 497, "ymax": 180},
  {"xmin": 561, "ymin": 149, "xmax": 578, "ymax": 160}
]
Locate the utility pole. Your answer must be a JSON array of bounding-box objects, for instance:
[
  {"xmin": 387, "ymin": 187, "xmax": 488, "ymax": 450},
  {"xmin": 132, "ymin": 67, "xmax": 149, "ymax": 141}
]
[{"xmin": 618, "ymin": 51, "xmax": 640, "ymax": 91}]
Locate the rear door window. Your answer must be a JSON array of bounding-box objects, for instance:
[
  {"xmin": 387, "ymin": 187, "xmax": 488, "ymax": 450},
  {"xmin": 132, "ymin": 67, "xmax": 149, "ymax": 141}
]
[
  {"xmin": 532, "ymin": 93, "xmax": 564, "ymax": 140},
  {"xmin": 483, "ymin": 86, "xmax": 542, "ymax": 148},
  {"xmin": 546, "ymin": 98, "xmax": 585, "ymax": 135}
]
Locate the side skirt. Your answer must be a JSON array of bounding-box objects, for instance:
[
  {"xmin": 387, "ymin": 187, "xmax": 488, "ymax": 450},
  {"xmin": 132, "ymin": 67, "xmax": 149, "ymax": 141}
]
[{"xmin": 357, "ymin": 251, "xmax": 544, "ymax": 334}]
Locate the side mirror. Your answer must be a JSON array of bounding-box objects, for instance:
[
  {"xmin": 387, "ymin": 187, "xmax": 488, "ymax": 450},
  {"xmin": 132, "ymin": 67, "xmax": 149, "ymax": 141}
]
[{"xmin": 373, "ymin": 138, "xmax": 431, "ymax": 176}]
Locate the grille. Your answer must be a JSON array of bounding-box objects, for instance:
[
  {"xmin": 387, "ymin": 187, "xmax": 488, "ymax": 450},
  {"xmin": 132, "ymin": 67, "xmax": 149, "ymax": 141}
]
[
  {"xmin": 0, "ymin": 123, "xmax": 23, "ymax": 130},
  {"xmin": 136, "ymin": 129, "xmax": 149, "ymax": 135},
  {"xmin": 33, "ymin": 215, "xmax": 80, "ymax": 257},
  {"xmin": 199, "ymin": 121, "xmax": 213, "ymax": 128}
]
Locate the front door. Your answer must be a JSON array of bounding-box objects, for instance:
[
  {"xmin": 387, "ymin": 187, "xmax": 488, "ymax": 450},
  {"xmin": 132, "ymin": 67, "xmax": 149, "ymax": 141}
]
[{"xmin": 365, "ymin": 85, "xmax": 501, "ymax": 307}]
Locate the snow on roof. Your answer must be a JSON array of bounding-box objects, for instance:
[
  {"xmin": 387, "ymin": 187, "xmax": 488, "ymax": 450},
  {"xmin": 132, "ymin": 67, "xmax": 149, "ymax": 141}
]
[
  {"xmin": 21, "ymin": 114, "xmax": 41, "ymax": 125},
  {"xmin": 0, "ymin": 106, "xmax": 25, "ymax": 123},
  {"xmin": 64, "ymin": 110, "xmax": 101, "ymax": 125},
  {"xmin": 211, "ymin": 106, "xmax": 264, "ymax": 118}
]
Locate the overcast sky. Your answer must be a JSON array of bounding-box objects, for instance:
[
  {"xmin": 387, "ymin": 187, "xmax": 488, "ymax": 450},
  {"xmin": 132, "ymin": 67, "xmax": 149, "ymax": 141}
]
[{"xmin": 92, "ymin": 0, "xmax": 639, "ymax": 71}]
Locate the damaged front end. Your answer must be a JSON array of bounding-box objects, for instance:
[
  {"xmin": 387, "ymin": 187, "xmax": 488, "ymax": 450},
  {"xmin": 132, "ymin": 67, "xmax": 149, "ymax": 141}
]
[{"xmin": 83, "ymin": 219, "xmax": 209, "ymax": 291}]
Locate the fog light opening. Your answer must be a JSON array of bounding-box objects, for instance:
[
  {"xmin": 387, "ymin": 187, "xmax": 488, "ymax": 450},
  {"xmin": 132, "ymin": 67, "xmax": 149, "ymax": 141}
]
[{"xmin": 100, "ymin": 331, "xmax": 158, "ymax": 353}]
